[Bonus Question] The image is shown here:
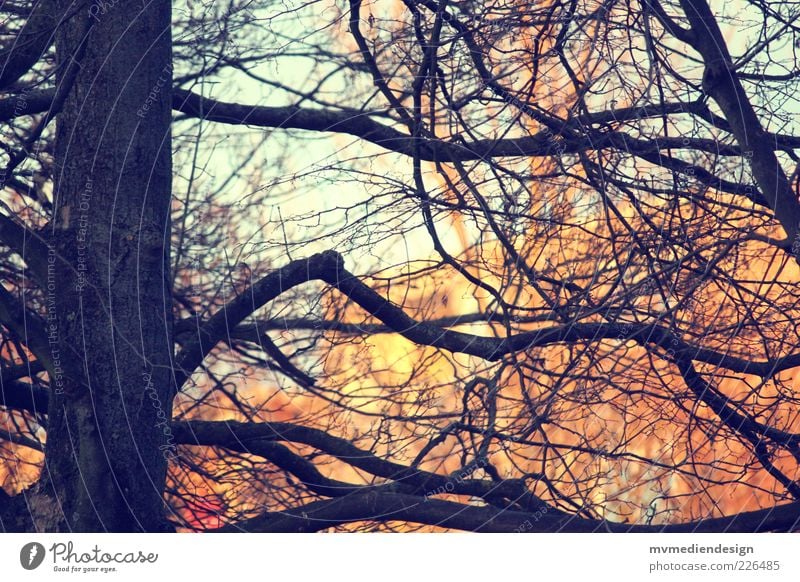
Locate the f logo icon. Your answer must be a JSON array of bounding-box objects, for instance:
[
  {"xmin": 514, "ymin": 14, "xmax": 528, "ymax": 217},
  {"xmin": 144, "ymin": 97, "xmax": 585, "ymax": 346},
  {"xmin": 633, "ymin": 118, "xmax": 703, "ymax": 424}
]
[{"xmin": 20, "ymin": 542, "xmax": 46, "ymax": 570}]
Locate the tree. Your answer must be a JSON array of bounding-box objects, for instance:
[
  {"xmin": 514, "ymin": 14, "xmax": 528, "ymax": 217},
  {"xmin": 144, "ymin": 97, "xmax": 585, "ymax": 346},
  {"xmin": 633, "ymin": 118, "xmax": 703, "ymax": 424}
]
[{"xmin": 1, "ymin": 0, "xmax": 800, "ymax": 532}]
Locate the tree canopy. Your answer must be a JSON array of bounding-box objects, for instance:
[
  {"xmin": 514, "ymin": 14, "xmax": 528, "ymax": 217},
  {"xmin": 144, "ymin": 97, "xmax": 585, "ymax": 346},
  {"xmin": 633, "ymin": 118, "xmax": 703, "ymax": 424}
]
[{"xmin": 2, "ymin": 0, "xmax": 800, "ymax": 532}]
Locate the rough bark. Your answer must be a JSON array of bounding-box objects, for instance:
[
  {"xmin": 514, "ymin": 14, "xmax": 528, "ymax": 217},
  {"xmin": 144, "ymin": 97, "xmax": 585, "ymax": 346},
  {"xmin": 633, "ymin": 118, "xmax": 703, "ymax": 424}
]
[{"xmin": 43, "ymin": 0, "xmax": 174, "ymax": 532}]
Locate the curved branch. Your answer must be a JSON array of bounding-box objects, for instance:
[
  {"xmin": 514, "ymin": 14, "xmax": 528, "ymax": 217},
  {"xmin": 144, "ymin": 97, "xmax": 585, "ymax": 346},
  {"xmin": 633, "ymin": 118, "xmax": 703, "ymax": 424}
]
[
  {"xmin": 173, "ymin": 251, "xmax": 346, "ymax": 389},
  {"xmin": 174, "ymin": 251, "xmax": 800, "ymax": 389},
  {"xmin": 174, "ymin": 419, "xmax": 557, "ymax": 514}
]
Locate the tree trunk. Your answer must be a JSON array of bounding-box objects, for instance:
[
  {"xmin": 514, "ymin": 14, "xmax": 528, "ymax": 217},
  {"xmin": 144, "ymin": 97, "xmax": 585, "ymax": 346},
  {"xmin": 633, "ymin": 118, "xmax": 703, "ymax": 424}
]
[{"xmin": 43, "ymin": 1, "xmax": 174, "ymax": 532}]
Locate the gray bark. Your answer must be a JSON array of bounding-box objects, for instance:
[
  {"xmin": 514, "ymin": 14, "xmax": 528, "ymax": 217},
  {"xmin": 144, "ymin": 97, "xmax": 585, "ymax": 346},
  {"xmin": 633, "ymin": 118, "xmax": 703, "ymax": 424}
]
[{"xmin": 43, "ymin": 0, "xmax": 174, "ymax": 532}]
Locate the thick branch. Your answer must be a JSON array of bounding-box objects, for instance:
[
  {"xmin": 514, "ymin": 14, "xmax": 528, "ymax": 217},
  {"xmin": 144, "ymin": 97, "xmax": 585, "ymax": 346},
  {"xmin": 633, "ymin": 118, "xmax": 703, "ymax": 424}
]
[
  {"xmin": 0, "ymin": 0, "xmax": 69, "ymax": 89},
  {"xmin": 0, "ymin": 213, "xmax": 48, "ymax": 283},
  {"xmin": 0, "ymin": 88, "xmax": 55, "ymax": 122},
  {"xmin": 0, "ymin": 284, "xmax": 51, "ymax": 371},
  {"xmin": 645, "ymin": 0, "xmax": 696, "ymax": 45},
  {"xmin": 0, "ymin": 374, "xmax": 48, "ymax": 414},
  {"xmin": 214, "ymin": 491, "xmax": 574, "ymax": 533},
  {"xmin": 224, "ymin": 318, "xmax": 800, "ymax": 378},
  {"xmin": 173, "ymin": 251, "xmax": 346, "ymax": 388},
  {"xmin": 175, "ymin": 252, "xmax": 800, "ymax": 389},
  {"xmin": 174, "ymin": 419, "xmax": 556, "ymax": 514},
  {"xmin": 10, "ymin": 86, "xmax": 800, "ymax": 180},
  {"xmin": 679, "ymin": 0, "xmax": 800, "ymax": 245},
  {"xmin": 173, "ymin": 89, "xmax": 747, "ymax": 161},
  {"xmin": 675, "ymin": 358, "xmax": 800, "ymax": 449},
  {"xmin": 211, "ymin": 490, "xmax": 800, "ymax": 533}
]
